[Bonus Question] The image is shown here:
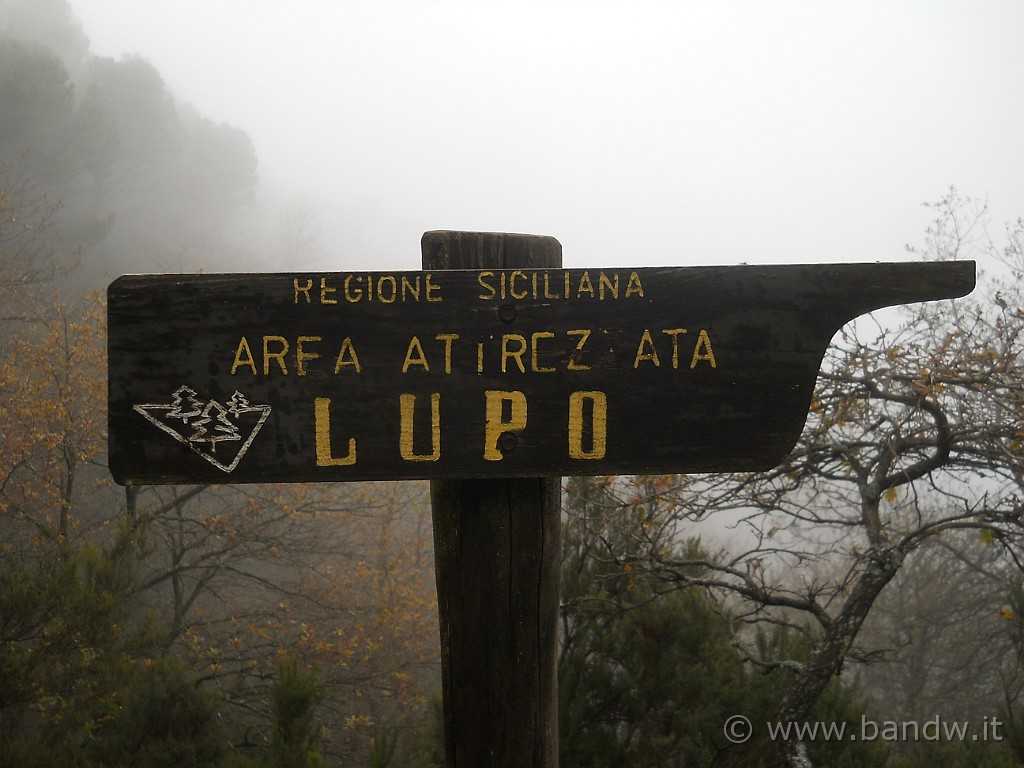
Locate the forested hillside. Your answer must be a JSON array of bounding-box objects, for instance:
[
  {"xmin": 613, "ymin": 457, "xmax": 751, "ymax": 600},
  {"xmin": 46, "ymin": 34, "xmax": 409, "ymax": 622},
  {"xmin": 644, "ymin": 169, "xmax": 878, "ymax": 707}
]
[{"xmin": 1, "ymin": 2, "xmax": 437, "ymax": 765}]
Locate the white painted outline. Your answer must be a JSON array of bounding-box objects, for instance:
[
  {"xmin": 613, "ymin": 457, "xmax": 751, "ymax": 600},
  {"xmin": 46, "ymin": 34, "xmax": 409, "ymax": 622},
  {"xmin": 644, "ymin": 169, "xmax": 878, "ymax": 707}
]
[{"xmin": 134, "ymin": 387, "xmax": 271, "ymax": 474}]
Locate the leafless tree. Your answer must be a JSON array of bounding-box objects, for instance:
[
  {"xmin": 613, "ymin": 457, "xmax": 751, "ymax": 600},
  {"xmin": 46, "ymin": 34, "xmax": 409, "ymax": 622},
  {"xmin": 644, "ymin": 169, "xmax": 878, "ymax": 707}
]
[{"xmin": 576, "ymin": 191, "xmax": 1024, "ymax": 767}]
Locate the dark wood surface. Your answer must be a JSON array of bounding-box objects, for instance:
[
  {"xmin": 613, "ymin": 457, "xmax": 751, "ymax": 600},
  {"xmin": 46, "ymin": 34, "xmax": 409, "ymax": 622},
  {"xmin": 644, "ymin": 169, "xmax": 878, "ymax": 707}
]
[
  {"xmin": 426, "ymin": 231, "xmax": 562, "ymax": 768},
  {"xmin": 430, "ymin": 476, "xmax": 561, "ymax": 768},
  {"xmin": 107, "ymin": 253, "xmax": 975, "ymax": 485}
]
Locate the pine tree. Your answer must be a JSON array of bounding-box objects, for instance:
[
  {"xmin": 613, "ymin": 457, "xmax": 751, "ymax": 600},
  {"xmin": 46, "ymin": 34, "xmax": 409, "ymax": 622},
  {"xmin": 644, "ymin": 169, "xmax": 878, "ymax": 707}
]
[
  {"xmin": 226, "ymin": 389, "xmax": 252, "ymax": 416},
  {"xmin": 270, "ymin": 654, "xmax": 325, "ymax": 768},
  {"xmin": 167, "ymin": 385, "xmax": 203, "ymax": 423},
  {"xmin": 87, "ymin": 655, "xmax": 227, "ymax": 768},
  {"xmin": 558, "ymin": 476, "xmax": 891, "ymax": 768},
  {"xmin": 189, "ymin": 400, "xmax": 241, "ymax": 453}
]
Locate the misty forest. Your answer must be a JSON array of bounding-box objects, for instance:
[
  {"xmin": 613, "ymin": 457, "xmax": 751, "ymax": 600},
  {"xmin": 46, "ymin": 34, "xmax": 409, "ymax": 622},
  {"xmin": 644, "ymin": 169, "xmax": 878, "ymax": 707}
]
[{"xmin": 3, "ymin": 2, "xmax": 1024, "ymax": 767}]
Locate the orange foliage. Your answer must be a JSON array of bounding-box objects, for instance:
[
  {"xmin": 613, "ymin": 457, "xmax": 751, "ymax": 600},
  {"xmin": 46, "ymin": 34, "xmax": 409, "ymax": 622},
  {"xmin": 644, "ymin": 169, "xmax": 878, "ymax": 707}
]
[{"xmin": 0, "ymin": 285, "xmax": 107, "ymax": 546}]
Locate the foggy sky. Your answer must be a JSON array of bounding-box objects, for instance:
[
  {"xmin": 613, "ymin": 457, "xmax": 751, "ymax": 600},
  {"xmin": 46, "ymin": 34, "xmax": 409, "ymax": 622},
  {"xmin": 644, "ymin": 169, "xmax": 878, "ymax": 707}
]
[{"xmin": 70, "ymin": 0, "xmax": 1024, "ymax": 271}]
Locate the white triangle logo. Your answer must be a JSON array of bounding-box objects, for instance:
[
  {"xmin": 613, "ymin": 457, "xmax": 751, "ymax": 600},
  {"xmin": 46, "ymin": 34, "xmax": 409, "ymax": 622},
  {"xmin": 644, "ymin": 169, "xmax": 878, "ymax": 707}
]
[{"xmin": 134, "ymin": 385, "xmax": 271, "ymax": 473}]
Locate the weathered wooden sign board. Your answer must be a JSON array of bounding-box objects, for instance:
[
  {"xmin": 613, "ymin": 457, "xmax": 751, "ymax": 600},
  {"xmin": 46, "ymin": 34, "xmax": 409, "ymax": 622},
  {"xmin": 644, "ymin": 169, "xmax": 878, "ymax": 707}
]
[
  {"xmin": 108, "ymin": 260, "xmax": 975, "ymax": 485},
  {"xmin": 107, "ymin": 231, "xmax": 976, "ymax": 768}
]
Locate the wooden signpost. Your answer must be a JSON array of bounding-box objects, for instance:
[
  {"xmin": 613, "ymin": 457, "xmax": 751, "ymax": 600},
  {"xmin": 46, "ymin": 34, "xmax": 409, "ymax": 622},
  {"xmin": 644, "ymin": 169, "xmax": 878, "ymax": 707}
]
[{"xmin": 108, "ymin": 232, "xmax": 975, "ymax": 767}]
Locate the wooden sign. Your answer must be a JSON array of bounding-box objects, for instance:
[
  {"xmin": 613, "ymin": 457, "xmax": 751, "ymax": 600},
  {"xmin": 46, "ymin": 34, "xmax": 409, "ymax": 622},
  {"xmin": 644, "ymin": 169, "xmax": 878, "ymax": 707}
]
[{"xmin": 107, "ymin": 261, "xmax": 974, "ymax": 485}]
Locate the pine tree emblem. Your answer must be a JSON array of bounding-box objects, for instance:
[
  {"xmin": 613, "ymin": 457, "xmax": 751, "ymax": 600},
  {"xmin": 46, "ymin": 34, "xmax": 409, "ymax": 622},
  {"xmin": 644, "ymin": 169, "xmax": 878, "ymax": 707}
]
[{"xmin": 134, "ymin": 387, "xmax": 271, "ymax": 473}]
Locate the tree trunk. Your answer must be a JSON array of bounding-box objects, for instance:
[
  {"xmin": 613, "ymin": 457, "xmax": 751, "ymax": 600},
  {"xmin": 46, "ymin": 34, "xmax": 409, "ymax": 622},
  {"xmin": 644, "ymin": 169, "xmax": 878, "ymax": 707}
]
[{"xmin": 776, "ymin": 543, "xmax": 905, "ymax": 767}]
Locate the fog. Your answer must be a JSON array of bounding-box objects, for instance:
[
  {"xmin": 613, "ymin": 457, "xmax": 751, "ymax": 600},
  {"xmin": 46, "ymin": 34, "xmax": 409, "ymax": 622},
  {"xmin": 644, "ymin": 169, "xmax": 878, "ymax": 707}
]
[{"xmin": 63, "ymin": 0, "xmax": 1024, "ymax": 273}]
